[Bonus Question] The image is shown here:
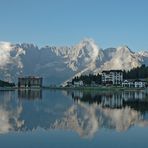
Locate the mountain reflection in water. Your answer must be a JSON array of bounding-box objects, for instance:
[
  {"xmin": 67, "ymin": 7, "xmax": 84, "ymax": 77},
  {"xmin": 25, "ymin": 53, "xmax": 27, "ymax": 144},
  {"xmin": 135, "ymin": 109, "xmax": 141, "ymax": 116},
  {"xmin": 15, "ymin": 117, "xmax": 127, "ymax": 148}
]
[{"xmin": 0, "ymin": 89, "xmax": 148, "ymax": 138}]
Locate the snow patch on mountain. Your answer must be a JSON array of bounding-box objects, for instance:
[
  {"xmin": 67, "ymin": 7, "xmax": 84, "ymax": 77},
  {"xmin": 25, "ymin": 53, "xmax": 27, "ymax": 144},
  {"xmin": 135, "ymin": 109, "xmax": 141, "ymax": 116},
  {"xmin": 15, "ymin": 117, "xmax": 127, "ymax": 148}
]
[
  {"xmin": 0, "ymin": 42, "xmax": 25, "ymax": 81},
  {"xmin": 138, "ymin": 51, "xmax": 148, "ymax": 57},
  {"xmin": 0, "ymin": 42, "xmax": 25, "ymax": 68},
  {"xmin": 94, "ymin": 46, "xmax": 141, "ymax": 74},
  {"xmin": 66, "ymin": 39, "xmax": 103, "ymax": 71}
]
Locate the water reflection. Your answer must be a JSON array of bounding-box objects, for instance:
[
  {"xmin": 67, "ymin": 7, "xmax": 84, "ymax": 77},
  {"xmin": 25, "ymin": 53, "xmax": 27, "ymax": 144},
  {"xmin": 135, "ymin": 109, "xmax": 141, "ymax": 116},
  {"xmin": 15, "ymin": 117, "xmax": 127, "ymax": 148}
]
[
  {"xmin": 0, "ymin": 91, "xmax": 24, "ymax": 134},
  {"xmin": 53, "ymin": 90, "xmax": 148, "ymax": 138},
  {"xmin": 71, "ymin": 90, "xmax": 148, "ymax": 111},
  {"xmin": 0, "ymin": 89, "xmax": 148, "ymax": 138},
  {"xmin": 18, "ymin": 89, "xmax": 42, "ymax": 100}
]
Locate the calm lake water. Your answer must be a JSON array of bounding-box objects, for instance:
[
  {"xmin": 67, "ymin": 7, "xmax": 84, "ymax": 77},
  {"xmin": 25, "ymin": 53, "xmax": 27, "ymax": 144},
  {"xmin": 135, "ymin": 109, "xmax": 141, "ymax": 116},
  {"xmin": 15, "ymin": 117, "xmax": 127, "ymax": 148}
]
[{"xmin": 0, "ymin": 89, "xmax": 148, "ymax": 148}]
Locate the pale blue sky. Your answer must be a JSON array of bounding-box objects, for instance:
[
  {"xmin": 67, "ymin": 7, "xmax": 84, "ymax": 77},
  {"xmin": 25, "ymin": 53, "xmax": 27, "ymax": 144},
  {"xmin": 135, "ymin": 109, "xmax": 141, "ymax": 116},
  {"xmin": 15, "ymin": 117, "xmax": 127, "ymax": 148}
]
[{"xmin": 0, "ymin": 0, "xmax": 148, "ymax": 51}]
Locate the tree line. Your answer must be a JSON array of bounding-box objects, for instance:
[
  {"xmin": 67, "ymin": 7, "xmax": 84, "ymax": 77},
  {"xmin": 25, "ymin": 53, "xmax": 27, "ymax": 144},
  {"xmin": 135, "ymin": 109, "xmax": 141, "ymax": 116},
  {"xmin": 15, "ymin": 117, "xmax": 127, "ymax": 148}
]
[
  {"xmin": 123, "ymin": 64, "xmax": 148, "ymax": 79},
  {"xmin": 0, "ymin": 80, "xmax": 15, "ymax": 87},
  {"xmin": 72, "ymin": 74, "xmax": 102, "ymax": 85},
  {"xmin": 72, "ymin": 64, "xmax": 148, "ymax": 85}
]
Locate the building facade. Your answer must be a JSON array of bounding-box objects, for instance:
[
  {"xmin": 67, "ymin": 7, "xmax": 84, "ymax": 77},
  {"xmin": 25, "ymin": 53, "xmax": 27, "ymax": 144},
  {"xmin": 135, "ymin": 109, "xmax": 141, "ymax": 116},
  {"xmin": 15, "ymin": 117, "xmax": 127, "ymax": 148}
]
[
  {"xmin": 74, "ymin": 80, "xmax": 84, "ymax": 87},
  {"xmin": 18, "ymin": 76, "xmax": 42, "ymax": 88},
  {"xmin": 122, "ymin": 79, "xmax": 146, "ymax": 88},
  {"xmin": 122, "ymin": 80, "xmax": 134, "ymax": 87},
  {"xmin": 134, "ymin": 80, "xmax": 146, "ymax": 88},
  {"xmin": 102, "ymin": 70, "xmax": 123, "ymax": 85}
]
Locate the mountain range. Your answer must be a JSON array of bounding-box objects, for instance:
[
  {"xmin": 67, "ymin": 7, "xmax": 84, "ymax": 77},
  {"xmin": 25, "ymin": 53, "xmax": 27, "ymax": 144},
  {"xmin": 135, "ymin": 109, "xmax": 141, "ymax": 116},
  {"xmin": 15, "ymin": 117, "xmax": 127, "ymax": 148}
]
[{"xmin": 0, "ymin": 39, "xmax": 148, "ymax": 85}]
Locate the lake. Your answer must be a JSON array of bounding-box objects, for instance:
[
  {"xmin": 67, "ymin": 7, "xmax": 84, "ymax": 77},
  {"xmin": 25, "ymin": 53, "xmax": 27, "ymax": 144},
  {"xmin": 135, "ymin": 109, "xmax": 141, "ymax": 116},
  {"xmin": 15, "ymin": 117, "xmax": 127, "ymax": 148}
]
[{"xmin": 0, "ymin": 89, "xmax": 148, "ymax": 148}]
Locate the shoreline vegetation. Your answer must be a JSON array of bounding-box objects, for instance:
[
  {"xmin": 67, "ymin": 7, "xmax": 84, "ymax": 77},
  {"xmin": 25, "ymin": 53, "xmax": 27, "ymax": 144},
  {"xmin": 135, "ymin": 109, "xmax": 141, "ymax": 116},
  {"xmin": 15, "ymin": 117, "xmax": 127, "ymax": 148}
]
[
  {"xmin": 0, "ymin": 86, "xmax": 147, "ymax": 92},
  {"xmin": 42, "ymin": 86, "xmax": 148, "ymax": 92}
]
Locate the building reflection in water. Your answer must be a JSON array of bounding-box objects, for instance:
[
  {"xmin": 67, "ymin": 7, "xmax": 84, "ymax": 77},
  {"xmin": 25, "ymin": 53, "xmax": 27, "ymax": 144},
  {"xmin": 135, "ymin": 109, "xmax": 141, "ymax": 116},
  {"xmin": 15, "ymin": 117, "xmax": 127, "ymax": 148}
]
[
  {"xmin": 71, "ymin": 90, "xmax": 148, "ymax": 110},
  {"xmin": 18, "ymin": 89, "xmax": 42, "ymax": 100}
]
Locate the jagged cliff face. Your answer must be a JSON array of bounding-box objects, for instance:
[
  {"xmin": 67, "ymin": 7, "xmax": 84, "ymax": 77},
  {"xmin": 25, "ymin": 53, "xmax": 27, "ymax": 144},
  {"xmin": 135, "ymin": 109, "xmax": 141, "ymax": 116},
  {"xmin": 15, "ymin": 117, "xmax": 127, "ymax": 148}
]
[{"xmin": 0, "ymin": 39, "xmax": 148, "ymax": 85}]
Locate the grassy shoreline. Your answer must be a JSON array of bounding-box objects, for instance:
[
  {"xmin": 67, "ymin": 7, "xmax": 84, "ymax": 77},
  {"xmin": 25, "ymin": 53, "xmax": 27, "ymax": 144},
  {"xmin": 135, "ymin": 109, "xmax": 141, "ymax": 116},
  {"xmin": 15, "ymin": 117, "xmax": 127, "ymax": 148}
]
[
  {"xmin": 43, "ymin": 86, "xmax": 147, "ymax": 92},
  {"xmin": 0, "ymin": 86, "xmax": 147, "ymax": 92}
]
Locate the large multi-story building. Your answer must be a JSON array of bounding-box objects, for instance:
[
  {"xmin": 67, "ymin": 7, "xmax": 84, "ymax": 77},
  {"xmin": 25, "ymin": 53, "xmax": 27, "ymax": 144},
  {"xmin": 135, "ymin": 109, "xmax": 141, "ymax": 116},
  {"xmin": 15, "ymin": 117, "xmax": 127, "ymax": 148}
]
[
  {"xmin": 18, "ymin": 76, "xmax": 42, "ymax": 88},
  {"xmin": 102, "ymin": 70, "xmax": 123, "ymax": 85}
]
